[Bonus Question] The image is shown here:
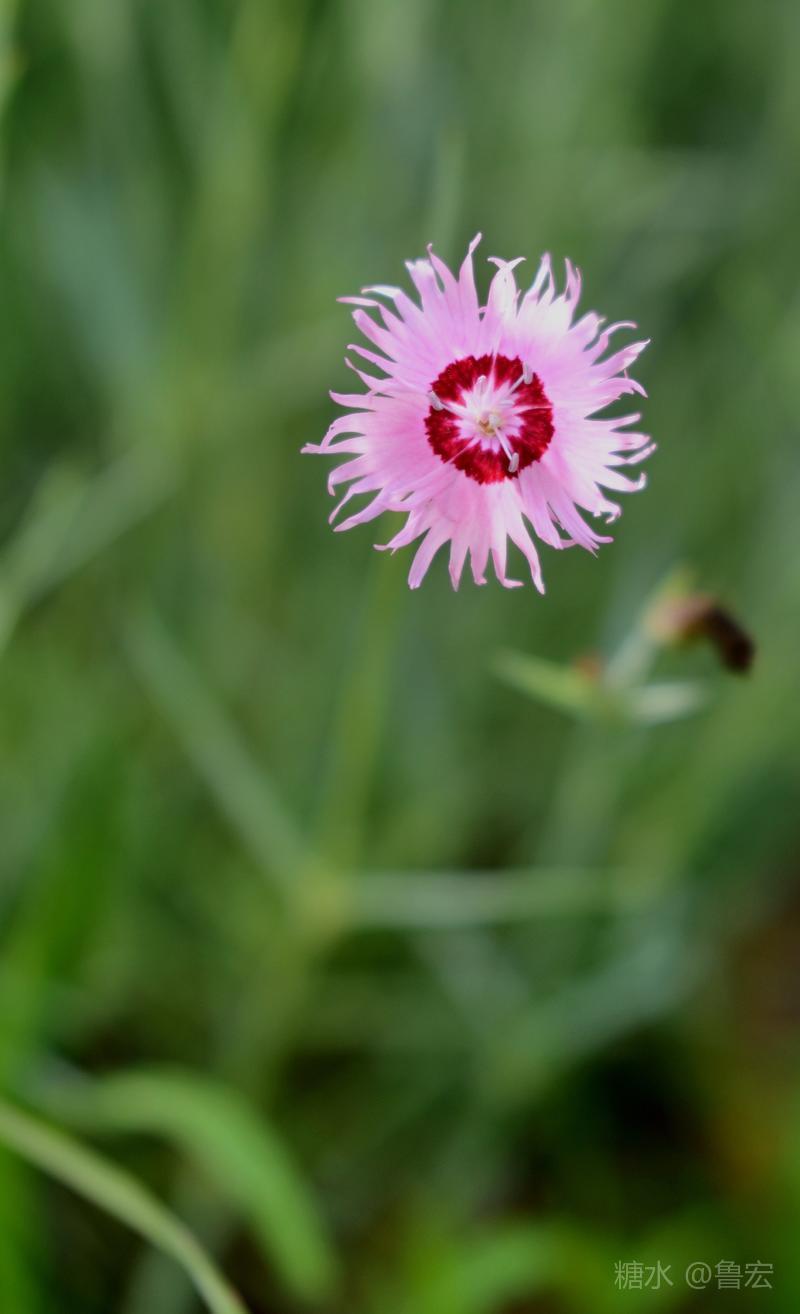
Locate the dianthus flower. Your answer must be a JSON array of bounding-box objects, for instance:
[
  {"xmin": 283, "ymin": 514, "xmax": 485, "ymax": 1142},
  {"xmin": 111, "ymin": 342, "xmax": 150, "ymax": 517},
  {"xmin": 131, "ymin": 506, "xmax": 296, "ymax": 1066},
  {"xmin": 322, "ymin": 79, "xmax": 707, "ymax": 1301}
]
[{"xmin": 304, "ymin": 237, "xmax": 653, "ymax": 590}]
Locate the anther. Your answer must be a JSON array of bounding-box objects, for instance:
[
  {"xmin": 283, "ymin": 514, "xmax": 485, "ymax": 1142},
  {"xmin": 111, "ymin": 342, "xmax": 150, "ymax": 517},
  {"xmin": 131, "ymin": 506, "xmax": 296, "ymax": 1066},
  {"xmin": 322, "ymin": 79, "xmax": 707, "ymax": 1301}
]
[
  {"xmin": 429, "ymin": 391, "xmax": 443, "ymax": 410},
  {"xmin": 522, "ymin": 364, "xmax": 532, "ymax": 385},
  {"xmin": 508, "ymin": 452, "xmax": 520, "ymax": 474}
]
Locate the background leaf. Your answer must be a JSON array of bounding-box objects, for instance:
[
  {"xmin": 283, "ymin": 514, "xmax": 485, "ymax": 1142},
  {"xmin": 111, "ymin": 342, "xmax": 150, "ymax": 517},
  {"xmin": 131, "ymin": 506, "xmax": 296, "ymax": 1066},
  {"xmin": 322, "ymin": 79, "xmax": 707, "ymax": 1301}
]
[
  {"xmin": 0, "ymin": 1098, "xmax": 248, "ymax": 1314},
  {"xmin": 32, "ymin": 1066, "xmax": 338, "ymax": 1304}
]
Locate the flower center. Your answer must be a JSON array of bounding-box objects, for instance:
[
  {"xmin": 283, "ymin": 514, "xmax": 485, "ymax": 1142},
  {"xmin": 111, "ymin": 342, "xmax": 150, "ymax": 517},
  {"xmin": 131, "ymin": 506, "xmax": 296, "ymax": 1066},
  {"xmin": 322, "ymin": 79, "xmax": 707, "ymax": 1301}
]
[
  {"xmin": 425, "ymin": 354, "xmax": 554, "ymax": 484},
  {"xmin": 477, "ymin": 411, "xmax": 503, "ymax": 436}
]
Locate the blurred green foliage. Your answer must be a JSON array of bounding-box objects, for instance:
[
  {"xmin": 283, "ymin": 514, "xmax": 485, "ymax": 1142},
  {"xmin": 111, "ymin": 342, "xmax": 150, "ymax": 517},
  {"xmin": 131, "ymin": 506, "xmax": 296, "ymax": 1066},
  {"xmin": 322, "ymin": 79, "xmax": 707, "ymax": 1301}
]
[{"xmin": 0, "ymin": 0, "xmax": 799, "ymax": 1311}]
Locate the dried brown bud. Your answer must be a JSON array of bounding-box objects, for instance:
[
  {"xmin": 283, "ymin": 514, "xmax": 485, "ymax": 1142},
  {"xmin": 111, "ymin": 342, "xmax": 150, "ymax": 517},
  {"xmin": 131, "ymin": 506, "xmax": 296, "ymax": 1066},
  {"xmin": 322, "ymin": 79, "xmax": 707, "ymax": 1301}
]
[{"xmin": 655, "ymin": 594, "xmax": 756, "ymax": 673}]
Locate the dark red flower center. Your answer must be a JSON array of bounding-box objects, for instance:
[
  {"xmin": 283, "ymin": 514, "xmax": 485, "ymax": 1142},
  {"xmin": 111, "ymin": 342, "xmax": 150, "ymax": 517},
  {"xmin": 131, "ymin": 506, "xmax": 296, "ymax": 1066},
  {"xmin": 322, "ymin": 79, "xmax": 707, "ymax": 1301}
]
[{"xmin": 424, "ymin": 353, "xmax": 553, "ymax": 484}]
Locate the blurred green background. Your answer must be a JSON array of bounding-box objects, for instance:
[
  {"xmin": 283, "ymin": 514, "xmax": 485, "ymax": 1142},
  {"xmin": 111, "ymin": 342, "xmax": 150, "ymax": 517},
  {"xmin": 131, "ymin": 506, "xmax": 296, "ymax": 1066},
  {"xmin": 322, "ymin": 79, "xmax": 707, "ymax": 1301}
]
[{"xmin": 0, "ymin": 1, "xmax": 798, "ymax": 1311}]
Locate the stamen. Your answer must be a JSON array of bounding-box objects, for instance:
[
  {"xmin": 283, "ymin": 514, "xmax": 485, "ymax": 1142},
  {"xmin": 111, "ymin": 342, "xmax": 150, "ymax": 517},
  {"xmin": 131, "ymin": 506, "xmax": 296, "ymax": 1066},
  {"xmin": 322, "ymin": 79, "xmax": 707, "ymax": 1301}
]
[
  {"xmin": 493, "ymin": 428, "xmax": 517, "ymax": 469},
  {"xmin": 508, "ymin": 452, "xmax": 520, "ymax": 474},
  {"xmin": 509, "ymin": 364, "xmax": 533, "ymax": 394},
  {"xmin": 429, "ymin": 390, "xmax": 443, "ymax": 410}
]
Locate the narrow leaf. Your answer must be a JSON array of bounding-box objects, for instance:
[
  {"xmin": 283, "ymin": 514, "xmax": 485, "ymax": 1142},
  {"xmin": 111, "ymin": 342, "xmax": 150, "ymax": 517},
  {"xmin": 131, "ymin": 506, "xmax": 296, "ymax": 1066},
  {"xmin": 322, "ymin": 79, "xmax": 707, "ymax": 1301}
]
[
  {"xmin": 34, "ymin": 1066, "xmax": 337, "ymax": 1304},
  {"xmin": 494, "ymin": 649, "xmax": 601, "ymax": 719},
  {"xmin": 0, "ymin": 1097, "xmax": 248, "ymax": 1314},
  {"xmin": 124, "ymin": 610, "xmax": 306, "ymax": 891}
]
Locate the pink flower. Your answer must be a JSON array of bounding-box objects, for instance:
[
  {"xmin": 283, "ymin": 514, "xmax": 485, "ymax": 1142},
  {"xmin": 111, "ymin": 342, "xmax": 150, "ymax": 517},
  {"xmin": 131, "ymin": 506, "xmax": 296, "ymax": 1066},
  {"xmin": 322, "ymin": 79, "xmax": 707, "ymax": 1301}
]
[{"xmin": 304, "ymin": 237, "xmax": 653, "ymax": 591}]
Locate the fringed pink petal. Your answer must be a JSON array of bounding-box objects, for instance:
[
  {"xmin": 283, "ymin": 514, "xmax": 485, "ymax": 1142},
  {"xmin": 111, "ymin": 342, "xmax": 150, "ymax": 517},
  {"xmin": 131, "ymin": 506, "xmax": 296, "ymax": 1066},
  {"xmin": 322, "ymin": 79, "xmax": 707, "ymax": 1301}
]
[
  {"xmin": 408, "ymin": 524, "xmax": 450, "ymax": 588},
  {"xmin": 448, "ymin": 524, "xmax": 471, "ymax": 590}
]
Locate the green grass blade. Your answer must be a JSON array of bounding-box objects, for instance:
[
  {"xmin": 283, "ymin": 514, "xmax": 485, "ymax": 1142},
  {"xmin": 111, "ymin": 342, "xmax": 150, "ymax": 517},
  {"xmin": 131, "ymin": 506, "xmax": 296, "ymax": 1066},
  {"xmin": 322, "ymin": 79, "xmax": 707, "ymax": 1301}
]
[
  {"xmin": 350, "ymin": 868, "xmax": 653, "ymax": 929},
  {"xmin": 0, "ymin": 1151, "xmax": 42, "ymax": 1314},
  {"xmin": 0, "ymin": 1097, "xmax": 248, "ymax": 1314},
  {"xmin": 493, "ymin": 649, "xmax": 603, "ymax": 720},
  {"xmin": 124, "ymin": 608, "xmax": 306, "ymax": 893},
  {"xmin": 315, "ymin": 553, "xmax": 405, "ymax": 871},
  {"xmin": 0, "ymin": 451, "xmax": 175, "ymax": 657},
  {"xmin": 35, "ymin": 1067, "xmax": 338, "ymax": 1304}
]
